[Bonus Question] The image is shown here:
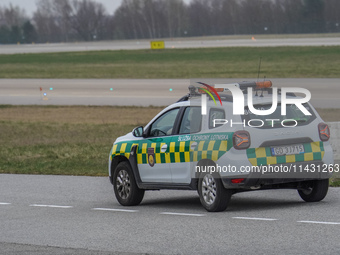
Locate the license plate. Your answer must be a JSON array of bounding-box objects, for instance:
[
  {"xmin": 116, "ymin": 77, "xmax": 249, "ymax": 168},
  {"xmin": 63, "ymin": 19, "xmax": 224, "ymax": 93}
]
[{"xmin": 271, "ymin": 144, "xmax": 304, "ymax": 156}]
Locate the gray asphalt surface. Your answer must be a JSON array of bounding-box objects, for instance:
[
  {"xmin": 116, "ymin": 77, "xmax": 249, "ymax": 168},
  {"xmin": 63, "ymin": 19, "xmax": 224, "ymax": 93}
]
[
  {"xmin": 1, "ymin": 37, "xmax": 340, "ymax": 54},
  {"xmin": 0, "ymin": 174, "xmax": 339, "ymax": 255},
  {"xmin": 1, "ymin": 78, "xmax": 340, "ymax": 108}
]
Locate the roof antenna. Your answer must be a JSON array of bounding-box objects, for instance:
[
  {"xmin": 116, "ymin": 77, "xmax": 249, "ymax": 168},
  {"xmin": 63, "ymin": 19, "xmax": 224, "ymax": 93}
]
[
  {"xmin": 257, "ymin": 57, "xmax": 262, "ymax": 82},
  {"xmin": 254, "ymin": 57, "xmax": 262, "ymax": 97}
]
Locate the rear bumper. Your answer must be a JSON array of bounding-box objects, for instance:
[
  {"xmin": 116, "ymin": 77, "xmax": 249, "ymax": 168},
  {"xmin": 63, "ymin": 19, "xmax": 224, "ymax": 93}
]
[{"xmin": 222, "ymin": 161, "xmax": 333, "ymax": 189}]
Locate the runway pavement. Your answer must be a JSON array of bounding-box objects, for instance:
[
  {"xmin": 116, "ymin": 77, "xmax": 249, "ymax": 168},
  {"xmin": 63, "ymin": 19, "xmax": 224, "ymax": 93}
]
[
  {"xmin": 0, "ymin": 174, "xmax": 339, "ymax": 255},
  {"xmin": 0, "ymin": 37, "xmax": 340, "ymax": 54},
  {"xmin": 0, "ymin": 78, "xmax": 339, "ymax": 108}
]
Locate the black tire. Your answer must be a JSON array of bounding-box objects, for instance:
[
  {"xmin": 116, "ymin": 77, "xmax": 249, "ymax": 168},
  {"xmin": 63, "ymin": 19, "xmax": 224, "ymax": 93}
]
[
  {"xmin": 113, "ymin": 161, "xmax": 145, "ymax": 206},
  {"xmin": 198, "ymin": 172, "xmax": 232, "ymax": 212},
  {"xmin": 298, "ymin": 179, "xmax": 329, "ymax": 202}
]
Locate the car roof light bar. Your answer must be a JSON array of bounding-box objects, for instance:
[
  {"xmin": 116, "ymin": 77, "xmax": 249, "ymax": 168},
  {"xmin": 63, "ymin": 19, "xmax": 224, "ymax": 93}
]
[
  {"xmin": 214, "ymin": 81, "xmax": 272, "ymax": 92},
  {"xmin": 188, "ymin": 80, "xmax": 273, "ymax": 101}
]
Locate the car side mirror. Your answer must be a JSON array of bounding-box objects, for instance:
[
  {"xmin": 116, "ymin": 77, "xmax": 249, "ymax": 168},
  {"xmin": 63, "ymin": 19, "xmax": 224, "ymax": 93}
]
[{"xmin": 132, "ymin": 126, "xmax": 144, "ymax": 137}]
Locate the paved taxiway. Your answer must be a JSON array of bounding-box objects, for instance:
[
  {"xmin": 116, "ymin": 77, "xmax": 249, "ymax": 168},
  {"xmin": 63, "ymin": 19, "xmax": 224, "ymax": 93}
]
[
  {"xmin": 0, "ymin": 37, "xmax": 340, "ymax": 54},
  {"xmin": 0, "ymin": 174, "xmax": 339, "ymax": 255},
  {"xmin": 0, "ymin": 78, "xmax": 339, "ymax": 108}
]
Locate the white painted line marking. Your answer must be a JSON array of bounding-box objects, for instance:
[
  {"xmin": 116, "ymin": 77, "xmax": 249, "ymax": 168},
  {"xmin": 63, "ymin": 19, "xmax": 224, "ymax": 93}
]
[
  {"xmin": 0, "ymin": 202, "xmax": 11, "ymax": 205},
  {"xmin": 92, "ymin": 208, "xmax": 138, "ymax": 213},
  {"xmin": 297, "ymin": 220, "xmax": 340, "ymax": 225},
  {"xmin": 29, "ymin": 204, "xmax": 73, "ymax": 209},
  {"xmin": 160, "ymin": 212, "xmax": 205, "ymax": 217},
  {"xmin": 232, "ymin": 217, "xmax": 277, "ymax": 221}
]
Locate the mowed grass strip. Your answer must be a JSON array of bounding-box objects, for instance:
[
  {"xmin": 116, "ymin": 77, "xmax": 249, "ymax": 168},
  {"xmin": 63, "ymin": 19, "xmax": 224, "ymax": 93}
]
[
  {"xmin": 0, "ymin": 46, "xmax": 340, "ymax": 78},
  {"xmin": 0, "ymin": 105, "xmax": 163, "ymax": 125},
  {"xmin": 0, "ymin": 106, "xmax": 163, "ymax": 176},
  {"xmin": 0, "ymin": 105, "xmax": 339, "ymax": 186}
]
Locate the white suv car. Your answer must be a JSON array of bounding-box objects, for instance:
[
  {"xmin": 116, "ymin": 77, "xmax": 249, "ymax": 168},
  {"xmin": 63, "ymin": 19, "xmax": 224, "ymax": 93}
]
[{"xmin": 108, "ymin": 81, "xmax": 333, "ymax": 212}]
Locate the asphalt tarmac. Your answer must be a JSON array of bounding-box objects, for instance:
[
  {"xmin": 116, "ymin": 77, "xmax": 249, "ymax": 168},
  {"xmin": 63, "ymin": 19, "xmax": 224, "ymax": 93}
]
[
  {"xmin": 0, "ymin": 78, "xmax": 339, "ymax": 108},
  {"xmin": 0, "ymin": 37, "xmax": 340, "ymax": 54},
  {"xmin": 0, "ymin": 174, "xmax": 339, "ymax": 255}
]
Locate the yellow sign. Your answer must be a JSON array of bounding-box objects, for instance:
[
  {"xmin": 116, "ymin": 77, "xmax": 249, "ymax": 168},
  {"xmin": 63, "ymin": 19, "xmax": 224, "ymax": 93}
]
[{"xmin": 150, "ymin": 41, "xmax": 165, "ymax": 50}]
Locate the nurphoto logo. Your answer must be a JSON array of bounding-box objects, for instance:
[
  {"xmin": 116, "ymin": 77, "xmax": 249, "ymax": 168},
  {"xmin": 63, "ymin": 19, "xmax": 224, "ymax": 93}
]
[
  {"xmin": 198, "ymin": 81, "xmax": 312, "ymax": 128},
  {"xmin": 200, "ymin": 83, "xmax": 311, "ymax": 116}
]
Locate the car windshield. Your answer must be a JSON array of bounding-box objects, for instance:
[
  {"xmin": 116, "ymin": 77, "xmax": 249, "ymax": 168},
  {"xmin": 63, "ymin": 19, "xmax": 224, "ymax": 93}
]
[{"xmin": 243, "ymin": 103, "xmax": 316, "ymax": 129}]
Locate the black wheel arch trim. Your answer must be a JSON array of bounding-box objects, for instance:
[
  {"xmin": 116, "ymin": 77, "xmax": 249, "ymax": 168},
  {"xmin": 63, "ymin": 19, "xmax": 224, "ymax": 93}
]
[
  {"xmin": 128, "ymin": 145, "xmax": 143, "ymax": 189},
  {"xmin": 110, "ymin": 149, "xmax": 141, "ymax": 186},
  {"xmin": 110, "ymin": 155, "xmax": 128, "ymax": 184}
]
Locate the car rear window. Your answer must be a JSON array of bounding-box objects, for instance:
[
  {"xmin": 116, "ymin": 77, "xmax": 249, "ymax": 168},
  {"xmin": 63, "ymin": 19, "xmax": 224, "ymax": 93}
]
[
  {"xmin": 209, "ymin": 108, "xmax": 225, "ymax": 129},
  {"xmin": 242, "ymin": 103, "xmax": 316, "ymax": 129}
]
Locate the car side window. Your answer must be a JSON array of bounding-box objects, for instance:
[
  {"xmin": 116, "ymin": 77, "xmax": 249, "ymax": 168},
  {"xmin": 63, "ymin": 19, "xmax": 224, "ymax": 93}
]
[
  {"xmin": 209, "ymin": 108, "xmax": 225, "ymax": 129},
  {"xmin": 149, "ymin": 108, "xmax": 179, "ymax": 137},
  {"xmin": 179, "ymin": 107, "xmax": 202, "ymax": 134}
]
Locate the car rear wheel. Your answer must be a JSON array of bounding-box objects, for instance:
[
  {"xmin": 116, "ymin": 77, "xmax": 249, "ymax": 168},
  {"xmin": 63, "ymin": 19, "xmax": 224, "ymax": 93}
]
[
  {"xmin": 298, "ymin": 179, "xmax": 329, "ymax": 202},
  {"xmin": 113, "ymin": 161, "xmax": 144, "ymax": 206},
  {"xmin": 198, "ymin": 173, "xmax": 232, "ymax": 212}
]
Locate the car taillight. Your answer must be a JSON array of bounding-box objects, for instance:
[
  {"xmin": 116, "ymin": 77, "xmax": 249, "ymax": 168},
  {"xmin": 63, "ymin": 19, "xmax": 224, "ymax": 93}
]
[
  {"xmin": 231, "ymin": 178, "xmax": 245, "ymax": 184},
  {"xmin": 318, "ymin": 123, "xmax": 330, "ymax": 141},
  {"xmin": 233, "ymin": 130, "xmax": 251, "ymax": 150}
]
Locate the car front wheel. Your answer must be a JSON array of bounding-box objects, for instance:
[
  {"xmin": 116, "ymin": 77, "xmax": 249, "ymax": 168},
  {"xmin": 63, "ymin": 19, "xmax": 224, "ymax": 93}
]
[
  {"xmin": 198, "ymin": 173, "xmax": 232, "ymax": 212},
  {"xmin": 113, "ymin": 161, "xmax": 145, "ymax": 206},
  {"xmin": 298, "ymin": 179, "xmax": 329, "ymax": 202}
]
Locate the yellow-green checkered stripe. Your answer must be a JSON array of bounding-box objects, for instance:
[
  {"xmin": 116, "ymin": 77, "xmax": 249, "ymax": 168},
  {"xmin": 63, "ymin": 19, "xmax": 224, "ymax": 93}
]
[
  {"xmin": 111, "ymin": 142, "xmax": 138, "ymax": 160},
  {"xmin": 135, "ymin": 140, "xmax": 231, "ymax": 164},
  {"xmin": 111, "ymin": 133, "xmax": 233, "ymax": 164},
  {"xmin": 246, "ymin": 141, "xmax": 325, "ymax": 166}
]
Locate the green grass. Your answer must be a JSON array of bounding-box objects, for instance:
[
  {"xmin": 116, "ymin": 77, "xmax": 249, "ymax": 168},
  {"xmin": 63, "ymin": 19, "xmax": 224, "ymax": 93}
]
[
  {"xmin": 0, "ymin": 105, "xmax": 162, "ymax": 176},
  {"xmin": 1, "ymin": 46, "xmax": 340, "ymax": 78},
  {"xmin": 330, "ymin": 177, "xmax": 340, "ymax": 187},
  {"xmin": 0, "ymin": 105, "xmax": 339, "ymax": 187},
  {"xmin": 0, "ymin": 121, "xmax": 134, "ymax": 176}
]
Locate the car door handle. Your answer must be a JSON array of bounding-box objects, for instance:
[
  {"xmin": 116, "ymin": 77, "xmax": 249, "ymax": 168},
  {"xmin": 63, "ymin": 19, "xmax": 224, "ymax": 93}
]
[
  {"xmin": 161, "ymin": 144, "xmax": 168, "ymax": 153},
  {"xmin": 190, "ymin": 142, "xmax": 197, "ymax": 151}
]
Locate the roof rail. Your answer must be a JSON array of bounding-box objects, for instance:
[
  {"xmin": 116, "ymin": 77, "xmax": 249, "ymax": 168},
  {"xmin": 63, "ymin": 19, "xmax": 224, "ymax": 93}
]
[
  {"xmin": 180, "ymin": 80, "xmax": 293, "ymax": 102},
  {"xmin": 177, "ymin": 95, "xmax": 189, "ymax": 102}
]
